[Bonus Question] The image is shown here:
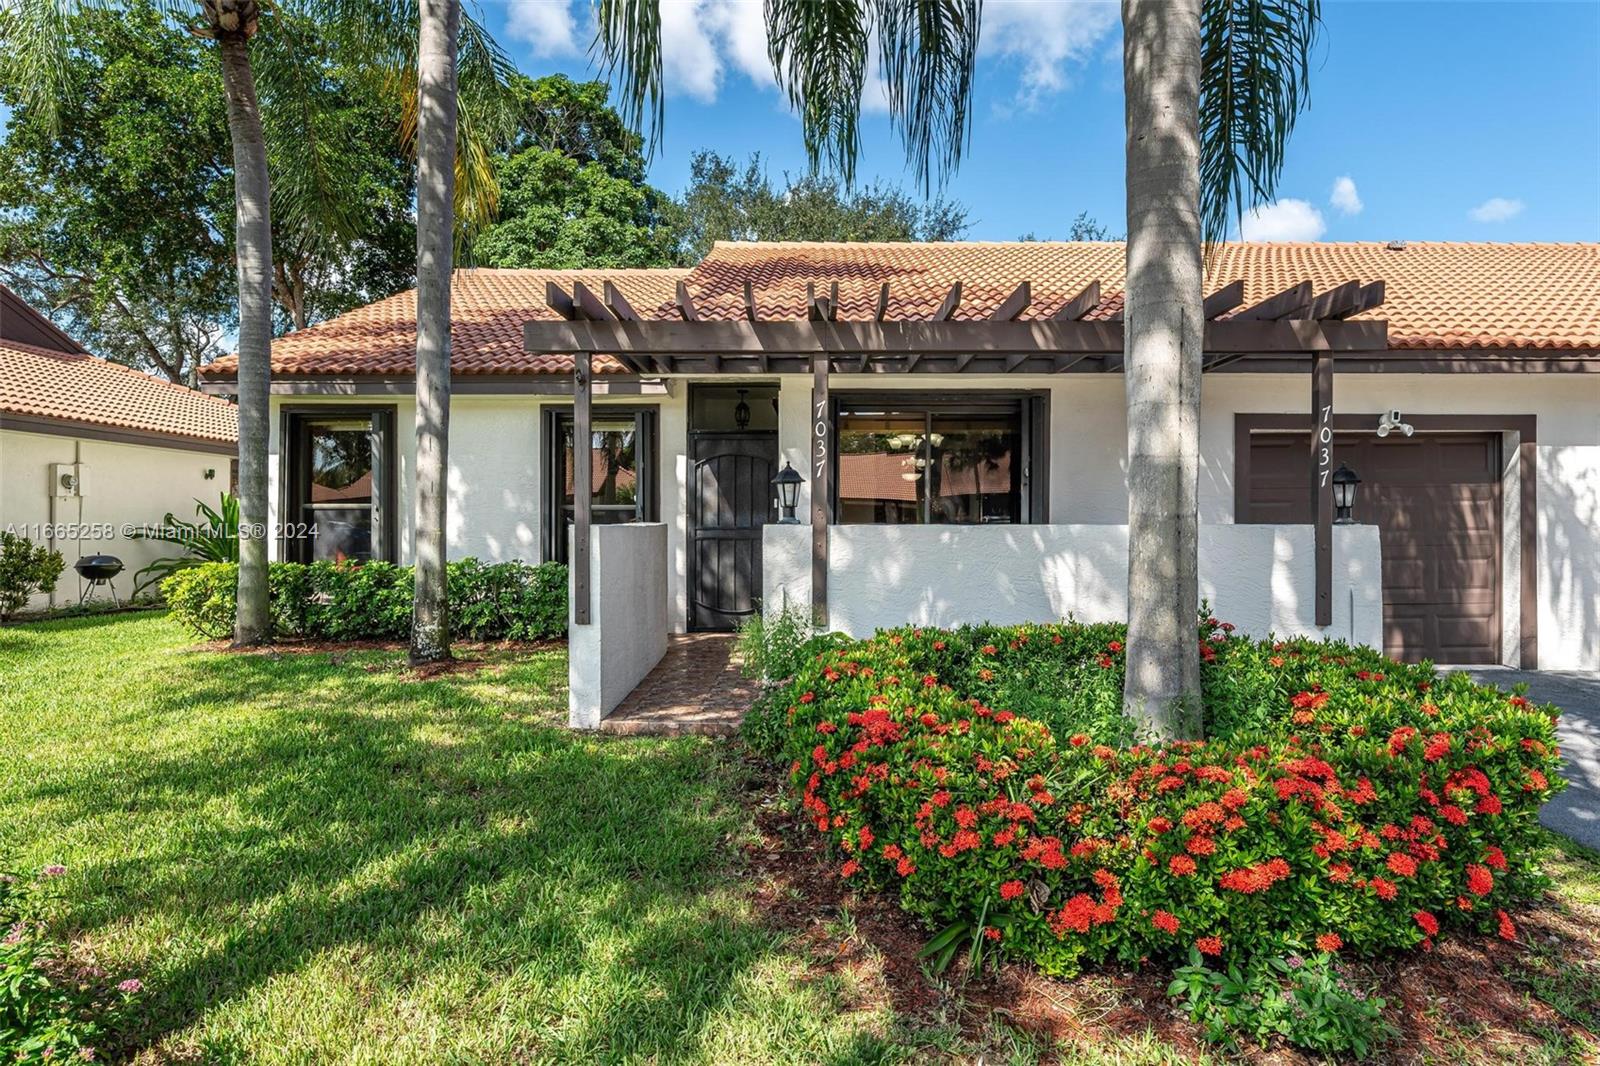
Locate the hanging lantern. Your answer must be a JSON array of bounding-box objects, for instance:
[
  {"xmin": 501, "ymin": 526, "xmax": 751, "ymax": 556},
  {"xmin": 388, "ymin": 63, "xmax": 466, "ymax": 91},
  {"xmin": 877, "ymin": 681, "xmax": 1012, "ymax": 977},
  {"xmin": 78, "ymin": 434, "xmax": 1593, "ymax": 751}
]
[{"xmin": 734, "ymin": 389, "xmax": 751, "ymax": 431}]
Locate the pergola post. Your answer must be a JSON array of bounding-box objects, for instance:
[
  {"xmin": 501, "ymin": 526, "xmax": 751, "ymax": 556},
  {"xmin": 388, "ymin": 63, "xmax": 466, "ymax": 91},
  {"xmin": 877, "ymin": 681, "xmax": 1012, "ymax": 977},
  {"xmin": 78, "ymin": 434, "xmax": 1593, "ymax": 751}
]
[
  {"xmin": 573, "ymin": 350, "xmax": 592, "ymax": 626},
  {"xmin": 1311, "ymin": 352, "xmax": 1334, "ymax": 626},
  {"xmin": 811, "ymin": 353, "xmax": 830, "ymax": 629}
]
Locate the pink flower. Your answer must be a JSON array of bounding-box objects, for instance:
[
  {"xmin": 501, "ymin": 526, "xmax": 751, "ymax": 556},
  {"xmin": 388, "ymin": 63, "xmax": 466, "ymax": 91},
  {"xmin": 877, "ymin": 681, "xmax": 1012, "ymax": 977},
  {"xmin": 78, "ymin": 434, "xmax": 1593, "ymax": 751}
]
[
  {"xmin": 40, "ymin": 864, "xmax": 66, "ymax": 878},
  {"xmin": 117, "ymin": 978, "xmax": 143, "ymax": 995}
]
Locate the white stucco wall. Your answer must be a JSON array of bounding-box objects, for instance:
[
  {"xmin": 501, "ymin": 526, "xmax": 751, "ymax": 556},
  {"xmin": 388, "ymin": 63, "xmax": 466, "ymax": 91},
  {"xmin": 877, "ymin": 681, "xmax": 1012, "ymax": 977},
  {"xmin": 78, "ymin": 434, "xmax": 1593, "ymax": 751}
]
[
  {"xmin": 567, "ymin": 522, "xmax": 668, "ymax": 729},
  {"xmin": 1, "ymin": 428, "xmax": 228, "ymax": 609},
  {"xmin": 764, "ymin": 522, "xmax": 1382, "ymax": 647}
]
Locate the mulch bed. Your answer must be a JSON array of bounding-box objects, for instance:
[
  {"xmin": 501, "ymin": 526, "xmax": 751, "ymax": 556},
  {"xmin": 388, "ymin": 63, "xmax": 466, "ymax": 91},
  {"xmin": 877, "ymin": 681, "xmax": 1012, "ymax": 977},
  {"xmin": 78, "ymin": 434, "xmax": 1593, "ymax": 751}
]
[
  {"xmin": 190, "ymin": 637, "xmax": 564, "ymax": 678},
  {"xmin": 737, "ymin": 755, "xmax": 1599, "ymax": 1064}
]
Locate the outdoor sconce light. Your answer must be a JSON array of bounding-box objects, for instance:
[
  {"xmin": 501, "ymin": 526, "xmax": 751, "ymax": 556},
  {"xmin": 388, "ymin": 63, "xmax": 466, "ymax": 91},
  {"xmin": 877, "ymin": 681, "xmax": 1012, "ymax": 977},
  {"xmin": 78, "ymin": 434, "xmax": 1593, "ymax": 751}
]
[
  {"xmin": 773, "ymin": 461, "xmax": 803, "ymax": 523},
  {"xmin": 1331, "ymin": 463, "xmax": 1360, "ymax": 524},
  {"xmin": 734, "ymin": 389, "xmax": 751, "ymax": 430}
]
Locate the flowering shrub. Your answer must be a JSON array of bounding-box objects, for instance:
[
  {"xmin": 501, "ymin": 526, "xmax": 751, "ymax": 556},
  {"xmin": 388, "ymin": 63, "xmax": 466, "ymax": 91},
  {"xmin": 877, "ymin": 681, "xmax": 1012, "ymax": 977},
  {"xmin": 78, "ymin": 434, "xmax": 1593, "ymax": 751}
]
[
  {"xmin": 770, "ymin": 619, "xmax": 1564, "ymax": 976},
  {"xmin": 1, "ymin": 862, "xmax": 140, "ymax": 1064}
]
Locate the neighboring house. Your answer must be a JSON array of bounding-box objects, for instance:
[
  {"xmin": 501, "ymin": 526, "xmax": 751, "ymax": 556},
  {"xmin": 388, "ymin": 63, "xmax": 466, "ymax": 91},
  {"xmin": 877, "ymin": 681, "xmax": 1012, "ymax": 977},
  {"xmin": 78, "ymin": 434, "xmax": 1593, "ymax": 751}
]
[
  {"xmin": 1, "ymin": 285, "xmax": 238, "ymax": 610},
  {"xmin": 199, "ymin": 243, "xmax": 1600, "ymax": 722}
]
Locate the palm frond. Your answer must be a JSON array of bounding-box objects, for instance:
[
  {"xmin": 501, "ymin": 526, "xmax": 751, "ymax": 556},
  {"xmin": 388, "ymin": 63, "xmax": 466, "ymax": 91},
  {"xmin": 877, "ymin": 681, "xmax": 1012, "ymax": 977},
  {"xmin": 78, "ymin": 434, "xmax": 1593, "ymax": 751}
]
[
  {"xmin": 1199, "ymin": 0, "xmax": 1321, "ymax": 244},
  {"xmin": 0, "ymin": 0, "xmax": 83, "ymax": 132},
  {"xmin": 592, "ymin": 0, "xmax": 664, "ymax": 153},
  {"xmin": 873, "ymin": 0, "xmax": 981, "ymax": 191},
  {"xmin": 765, "ymin": 0, "xmax": 870, "ymax": 184}
]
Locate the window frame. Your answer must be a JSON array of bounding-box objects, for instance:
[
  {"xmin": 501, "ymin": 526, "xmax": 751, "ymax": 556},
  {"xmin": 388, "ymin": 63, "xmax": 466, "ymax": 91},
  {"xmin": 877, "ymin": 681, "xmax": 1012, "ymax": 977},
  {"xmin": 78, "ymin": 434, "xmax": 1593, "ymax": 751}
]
[
  {"xmin": 279, "ymin": 404, "xmax": 399, "ymax": 563},
  {"xmin": 541, "ymin": 404, "xmax": 660, "ymax": 563},
  {"xmin": 830, "ymin": 391, "xmax": 1050, "ymax": 525}
]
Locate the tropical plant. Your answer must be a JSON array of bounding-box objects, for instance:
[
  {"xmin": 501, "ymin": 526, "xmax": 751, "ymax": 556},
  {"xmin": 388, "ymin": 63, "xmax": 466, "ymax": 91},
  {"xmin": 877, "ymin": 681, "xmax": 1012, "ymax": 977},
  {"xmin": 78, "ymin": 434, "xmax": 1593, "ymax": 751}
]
[
  {"xmin": 129, "ymin": 492, "xmax": 240, "ymax": 596},
  {"xmin": 593, "ymin": 0, "xmax": 1320, "ymax": 741},
  {"xmin": 0, "ymin": 0, "xmax": 517, "ymax": 648},
  {"xmin": 0, "ymin": 533, "xmax": 65, "ymax": 620}
]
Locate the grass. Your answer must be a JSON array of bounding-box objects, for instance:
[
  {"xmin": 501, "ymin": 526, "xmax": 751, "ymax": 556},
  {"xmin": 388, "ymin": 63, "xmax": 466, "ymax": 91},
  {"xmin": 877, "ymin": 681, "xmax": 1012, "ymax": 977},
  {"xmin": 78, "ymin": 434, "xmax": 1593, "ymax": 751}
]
[
  {"xmin": 3, "ymin": 613, "xmax": 1597, "ymax": 1064},
  {"xmin": 0, "ymin": 614, "xmax": 903, "ymax": 1064}
]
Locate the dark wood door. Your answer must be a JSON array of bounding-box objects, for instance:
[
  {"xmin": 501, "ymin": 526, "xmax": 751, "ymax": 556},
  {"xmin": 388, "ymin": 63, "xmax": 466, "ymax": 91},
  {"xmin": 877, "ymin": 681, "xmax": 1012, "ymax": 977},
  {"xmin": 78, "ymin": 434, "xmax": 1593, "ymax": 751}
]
[
  {"xmin": 690, "ymin": 431, "xmax": 778, "ymax": 630},
  {"xmin": 1243, "ymin": 432, "xmax": 1503, "ymax": 664}
]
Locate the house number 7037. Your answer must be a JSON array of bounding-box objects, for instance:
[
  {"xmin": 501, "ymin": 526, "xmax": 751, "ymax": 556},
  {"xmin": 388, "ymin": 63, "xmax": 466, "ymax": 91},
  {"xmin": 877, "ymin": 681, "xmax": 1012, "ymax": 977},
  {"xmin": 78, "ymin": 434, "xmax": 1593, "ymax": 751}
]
[
  {"xmin": 1317, "ymin": 404, "xmax": 1333, "ymax": 487},
  {"xmin": 813, "ymin": 397, "xmax": 830, "ymax": 480}
]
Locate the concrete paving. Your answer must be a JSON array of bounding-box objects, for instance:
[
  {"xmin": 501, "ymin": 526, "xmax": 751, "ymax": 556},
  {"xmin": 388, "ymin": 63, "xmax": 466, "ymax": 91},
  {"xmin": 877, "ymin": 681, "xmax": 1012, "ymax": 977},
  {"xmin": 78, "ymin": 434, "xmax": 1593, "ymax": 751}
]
[{"xmin": 1458, "ymin": 667, "xmax": 1600, "ymax": 852}]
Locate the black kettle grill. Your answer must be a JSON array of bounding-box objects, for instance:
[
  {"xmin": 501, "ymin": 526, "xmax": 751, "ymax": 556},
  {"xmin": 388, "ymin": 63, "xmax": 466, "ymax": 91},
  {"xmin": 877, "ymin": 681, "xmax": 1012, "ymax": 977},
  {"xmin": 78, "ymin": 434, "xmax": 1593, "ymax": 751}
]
[{"xmin": 73, "ymin": 555, "xmax": 124, "ymax": 606}]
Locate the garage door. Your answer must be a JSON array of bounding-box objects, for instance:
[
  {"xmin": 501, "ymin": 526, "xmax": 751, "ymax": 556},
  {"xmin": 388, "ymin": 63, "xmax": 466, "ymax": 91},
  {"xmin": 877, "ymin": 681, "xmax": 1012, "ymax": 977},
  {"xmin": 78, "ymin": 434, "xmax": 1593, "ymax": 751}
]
[{"xmin": 1243, "ymin": 432, "xmax": 1503, "ymax": 664}]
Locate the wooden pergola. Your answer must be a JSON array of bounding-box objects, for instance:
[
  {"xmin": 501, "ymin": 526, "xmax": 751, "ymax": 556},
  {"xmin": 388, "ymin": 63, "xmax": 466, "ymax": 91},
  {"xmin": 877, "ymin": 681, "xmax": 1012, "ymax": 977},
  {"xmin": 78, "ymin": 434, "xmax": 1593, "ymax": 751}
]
[{"xmin": 526, "ymin": 276, "xmax": 1390, "ymax": 631}]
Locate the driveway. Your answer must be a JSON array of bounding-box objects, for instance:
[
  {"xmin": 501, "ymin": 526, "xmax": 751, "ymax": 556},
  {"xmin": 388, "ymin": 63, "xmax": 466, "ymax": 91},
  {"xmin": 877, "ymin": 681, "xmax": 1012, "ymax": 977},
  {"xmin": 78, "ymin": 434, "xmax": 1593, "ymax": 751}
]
[{"xmin": 1458, "ymin": 668, "xmax": 1600, "ymax": 852}]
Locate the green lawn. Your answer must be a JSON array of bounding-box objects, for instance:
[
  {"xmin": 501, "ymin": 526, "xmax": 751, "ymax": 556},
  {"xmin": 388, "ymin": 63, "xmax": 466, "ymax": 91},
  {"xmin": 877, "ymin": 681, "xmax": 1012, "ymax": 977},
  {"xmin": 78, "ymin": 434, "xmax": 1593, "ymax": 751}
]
[
  {"xmin": 4, "ymin": 613, "xmax": 1597, "ymax": 1065},
  {"xmin": 0, "ymin": 613, "xmax": 902, "ymax": 1064}
]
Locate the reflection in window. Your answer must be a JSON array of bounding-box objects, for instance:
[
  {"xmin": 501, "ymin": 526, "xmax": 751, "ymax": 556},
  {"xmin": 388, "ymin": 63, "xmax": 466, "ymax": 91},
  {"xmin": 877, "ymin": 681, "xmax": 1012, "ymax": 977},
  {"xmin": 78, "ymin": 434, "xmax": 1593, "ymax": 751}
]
[
  {"xmin": 837, "ymin": 403, "xmax": 1023, "ymax": 525},
  {"xmin": 547, "ymin": 409, "xmax": 658, "ymax": 564},
  {"xmin": 303, "ymin": 419, "xmax": 376, "ymax": 561}
]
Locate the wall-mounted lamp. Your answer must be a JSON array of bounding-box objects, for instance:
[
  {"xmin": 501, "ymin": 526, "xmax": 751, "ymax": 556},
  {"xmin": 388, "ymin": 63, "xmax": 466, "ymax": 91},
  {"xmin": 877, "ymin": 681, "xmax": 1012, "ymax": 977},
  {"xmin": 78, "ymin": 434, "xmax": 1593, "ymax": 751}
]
[
  {"xmin": 1331, "ymin": 463, "xmax": 1360, "ymax": 524},
  {"xmin": 734, "ymin": 389, "xmax": 751, "ymax": 431},
  {"xmin": 772, "ymin": 461, "xmax": 803, "ymax": 523}
]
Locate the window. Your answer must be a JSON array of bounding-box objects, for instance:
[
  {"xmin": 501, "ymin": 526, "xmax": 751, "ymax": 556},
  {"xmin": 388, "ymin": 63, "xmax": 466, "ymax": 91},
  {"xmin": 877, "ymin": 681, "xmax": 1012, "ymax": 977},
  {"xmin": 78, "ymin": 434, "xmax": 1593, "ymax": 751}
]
[
  {"xmin": 834, "ymin": 395, "xmax": 1047, "ymax": 524},
  {"xmin": 282, "ymin": 407, "xmax": 396, "ymax": 562},
  {"xmin": 543, "ymin": 407, "xmax": 658, "ymax": 563}
]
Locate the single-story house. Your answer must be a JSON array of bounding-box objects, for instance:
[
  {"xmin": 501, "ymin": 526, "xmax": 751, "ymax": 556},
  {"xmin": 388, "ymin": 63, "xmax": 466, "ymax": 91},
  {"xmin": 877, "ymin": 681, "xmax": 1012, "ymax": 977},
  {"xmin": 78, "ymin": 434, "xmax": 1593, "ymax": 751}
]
[
  {"xmin": 1, "ymin": 284, "xmax": 238, "ymax": 610},
  {"xmin": 198, "ymin": 242, "xmax": 1600, "ymax": 725}
]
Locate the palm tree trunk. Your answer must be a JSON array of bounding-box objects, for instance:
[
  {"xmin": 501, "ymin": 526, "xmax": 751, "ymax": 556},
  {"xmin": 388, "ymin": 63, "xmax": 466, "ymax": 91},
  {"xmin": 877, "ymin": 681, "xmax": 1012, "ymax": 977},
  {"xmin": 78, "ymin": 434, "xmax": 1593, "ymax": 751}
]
[
  {"xmin": 409, "ymin": 0, "xmax": 459, "ymax": 664},
  {"xmin": 217, "ymin": 30, "xmax": 272, "ymax": 647},
  {"xmin": 1121, "ymin": 0, "xmax": 1204, "ymax": 739}
]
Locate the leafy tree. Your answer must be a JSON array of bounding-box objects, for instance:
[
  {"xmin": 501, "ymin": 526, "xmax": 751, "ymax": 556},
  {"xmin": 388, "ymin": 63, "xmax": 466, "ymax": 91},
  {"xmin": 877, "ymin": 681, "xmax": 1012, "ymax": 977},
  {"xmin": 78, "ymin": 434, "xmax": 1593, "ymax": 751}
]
[
  {"xmin": 675, "ymin": 151, "xmax": 968, "ymax": 260},
  {"xmin": 0, "ymin": 3, "xmax": 234, "ymax": 385},
  {"xmin": 0, "ymin": 2, "xmax": 418, "ymax": 380},
  {"xmin": 1018, "ymin": 212, "xmax": 1117, "ymax": 242},
  {"xmin": 470, "ymin": 75, "xmax": 679, "ymax": 269}
]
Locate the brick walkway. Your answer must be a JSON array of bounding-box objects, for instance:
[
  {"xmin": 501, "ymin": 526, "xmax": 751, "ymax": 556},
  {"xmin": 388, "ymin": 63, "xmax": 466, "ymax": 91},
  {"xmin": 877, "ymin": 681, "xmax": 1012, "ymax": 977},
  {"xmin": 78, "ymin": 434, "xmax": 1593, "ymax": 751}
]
[{"xmin": 600, "ymin": 633, "xmax": 758, "ymax": 736}]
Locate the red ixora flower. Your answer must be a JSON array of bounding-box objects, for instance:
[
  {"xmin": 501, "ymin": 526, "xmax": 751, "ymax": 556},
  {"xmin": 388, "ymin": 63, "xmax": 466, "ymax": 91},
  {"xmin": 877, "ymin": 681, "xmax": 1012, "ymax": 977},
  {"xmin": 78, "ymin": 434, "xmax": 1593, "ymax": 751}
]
[
  {"xmin": 799, "ymin": 692, "xmax": 815, "ymax": 704},
  {"xmin": 1496, "ymin": 909, "xmax": 1517, "ymax": 941},
  {"xmin": 1000, "ymin": 879, "xmax": 1027, "ymax": 901},
  {"xmin": 840, "ymin": 859, "xmax": 861, "ymax": 878},
  {"xmin": 1413, "ymin": 910, "xmax": 1439, "ymax": 937},
  {"xmin": 1387, "ymin": 852, "xmax": 1419, "ymax": 878},
  {"xmin": 1152, "ymin": 910, "xmax": 1181, "ymax": 935},
  {"xmin": 1195, "ymin": 935, "xmax": 1223, "ymax": 956},
  {"xmin": 1168, "ymin": 855, "xmax": 1198, "ymax": 877},
  {"xmin": 1466, "ymin": 864, "xmax": 1494, "ymax": 896},
  {"xmin": 1107, "ymin": 640, "xmax": 1124, "ymax": 653},
  {"xmin": 1315, "ymin": 933, "xmax": 1343, "ymax": 953}
]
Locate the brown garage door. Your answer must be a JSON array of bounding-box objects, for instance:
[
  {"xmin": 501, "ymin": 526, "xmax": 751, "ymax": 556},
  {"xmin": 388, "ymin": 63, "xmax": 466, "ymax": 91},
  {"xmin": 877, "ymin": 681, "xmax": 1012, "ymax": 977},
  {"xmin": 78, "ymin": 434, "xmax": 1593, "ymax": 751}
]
[{"xmin": 1243, "ymin": 432, "xmax": 1503, "ymax": 664}]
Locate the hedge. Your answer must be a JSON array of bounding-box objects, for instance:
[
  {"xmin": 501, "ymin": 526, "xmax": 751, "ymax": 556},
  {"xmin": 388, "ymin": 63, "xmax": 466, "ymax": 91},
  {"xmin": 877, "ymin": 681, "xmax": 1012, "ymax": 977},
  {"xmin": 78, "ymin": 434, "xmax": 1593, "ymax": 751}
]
[
  {"xmin": 755, "ymin": 619, "xmax": 1564, "ymax": 975},
  {"xmin": 163, "ymin": 559, "xmax": 567, "ymax": 642}
]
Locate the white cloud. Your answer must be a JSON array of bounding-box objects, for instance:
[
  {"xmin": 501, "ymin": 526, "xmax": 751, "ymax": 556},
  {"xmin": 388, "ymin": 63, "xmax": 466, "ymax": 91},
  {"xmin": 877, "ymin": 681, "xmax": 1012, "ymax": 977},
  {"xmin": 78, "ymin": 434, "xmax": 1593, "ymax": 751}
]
[
  {"xmin": 979, "ymin": 0, "xmax": 1119, "ymax": 105},
  {"xmin": 1468, "ymin": 196, "xmax": 1525, "ymax": 223},
  {"xmin": 1330, "ymin": 176, "xmax": 1362, "ymax": 215},
  {"xmin": 506, "ymin": 0, "xmax": 580, "ymax": 59},
  {"xmin": 1239, "ymin": 200, "xmax": 1327, "ymax": 242}
]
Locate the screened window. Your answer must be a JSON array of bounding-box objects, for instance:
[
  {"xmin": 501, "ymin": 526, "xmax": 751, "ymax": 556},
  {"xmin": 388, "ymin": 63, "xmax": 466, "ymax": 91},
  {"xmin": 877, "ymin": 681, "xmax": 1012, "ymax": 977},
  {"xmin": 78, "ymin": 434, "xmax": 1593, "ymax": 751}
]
[
  {"xmin": 282, "ymin": 407, "xmax": 395, "ymax": 563},
  {"xmin": 835, "ymin": 397, "xmax": 1042, "ymax": 524},
  {"xmin": 544, "ymin": 407, "xmax": 658, "ymax": 563}
]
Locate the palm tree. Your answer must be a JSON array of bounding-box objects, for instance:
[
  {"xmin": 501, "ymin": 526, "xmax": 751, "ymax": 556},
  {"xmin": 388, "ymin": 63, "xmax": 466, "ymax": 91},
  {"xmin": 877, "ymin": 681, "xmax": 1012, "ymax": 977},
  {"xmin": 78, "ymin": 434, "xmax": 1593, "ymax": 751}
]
[
  {"xmin": 409, "ymin": 0, "xmax": 459, "ymax": 664},
  {"xmin": 1, "ymin": 0, "xmax": 514, "ymax": 648},
  {"xmin": 595, "ymin": 0, "xmax": 1318, "ymax": 739}
]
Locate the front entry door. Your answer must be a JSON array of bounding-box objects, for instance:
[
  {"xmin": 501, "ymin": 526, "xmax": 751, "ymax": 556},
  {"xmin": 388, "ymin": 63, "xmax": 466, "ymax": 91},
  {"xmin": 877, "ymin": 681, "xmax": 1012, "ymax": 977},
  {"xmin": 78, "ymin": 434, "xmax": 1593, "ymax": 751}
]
[{"xmin": 689, "ymin": 431, "xmax": 778, "ymax": 630}]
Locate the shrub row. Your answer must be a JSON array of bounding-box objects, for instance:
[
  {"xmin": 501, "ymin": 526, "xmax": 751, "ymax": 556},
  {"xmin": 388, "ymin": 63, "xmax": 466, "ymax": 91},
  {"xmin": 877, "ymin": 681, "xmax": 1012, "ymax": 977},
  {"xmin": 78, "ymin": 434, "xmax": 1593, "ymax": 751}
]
[
  {"xmin": 759, "ymin": 620, "xmax": 1564, "ymax": 975},
  {"xmin": 164, "ymin": 559, "xmax": 567, "ymax": 642}
]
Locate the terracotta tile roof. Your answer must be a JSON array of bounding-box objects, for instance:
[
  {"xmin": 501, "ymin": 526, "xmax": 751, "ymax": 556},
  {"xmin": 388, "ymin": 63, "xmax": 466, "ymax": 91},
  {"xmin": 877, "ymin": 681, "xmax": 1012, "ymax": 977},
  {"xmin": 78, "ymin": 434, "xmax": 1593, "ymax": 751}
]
[
  {"xmin": 201, "ymin": 268, "xmax": 689, "ymax": 379},
  {"xmin": 680, "ymin": 241, "xmax": 1600, "ymax": 351},
  {"xmin": 199, "ymin": 243, "xmax": 1600, "ymax": 380},
  {"xmin": 1, "ymin": 338, "xmax": 238, "ymax": 445}
]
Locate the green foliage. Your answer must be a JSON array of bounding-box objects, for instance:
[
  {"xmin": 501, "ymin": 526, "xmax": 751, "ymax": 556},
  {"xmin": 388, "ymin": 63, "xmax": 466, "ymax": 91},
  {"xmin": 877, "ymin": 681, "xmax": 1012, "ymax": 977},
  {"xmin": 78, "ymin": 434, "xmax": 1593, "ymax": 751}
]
[
  {"xmin": 675, "ymin": 151, "xmax": 969, "ymax": 262},
  {"xmin": 0, "ymin": 860, "xmax": 139, "ymax": 1064},
  {"xmin": 771, "ymin": 620, "xmax": 1565, "ymax": 980},
  {"xmin": 0, "ymin": 532, "xmax": 65, "ymax": 620},
  {"xmin": 738, "ymin": 603, "xmax": 851, "ymax": 759},
  {"xmin": 163, "ymin": 559, "xmax": 568, "ymax": 642},
  {"xmin": 1169, "ymin": 949, "xmax": 1394, "ymax": 1057},
  {"xmin": 130, "ymin": 492, "xmax": 240, "ymax": 596}
]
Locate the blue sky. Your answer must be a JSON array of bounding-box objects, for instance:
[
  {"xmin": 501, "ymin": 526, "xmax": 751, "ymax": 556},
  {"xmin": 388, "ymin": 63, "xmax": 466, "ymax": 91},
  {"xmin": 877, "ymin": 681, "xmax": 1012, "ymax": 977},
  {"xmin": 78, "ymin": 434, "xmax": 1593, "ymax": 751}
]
[{"xmin": 483, "ymin": 0, "xmax": 1600, "ymax": 242}]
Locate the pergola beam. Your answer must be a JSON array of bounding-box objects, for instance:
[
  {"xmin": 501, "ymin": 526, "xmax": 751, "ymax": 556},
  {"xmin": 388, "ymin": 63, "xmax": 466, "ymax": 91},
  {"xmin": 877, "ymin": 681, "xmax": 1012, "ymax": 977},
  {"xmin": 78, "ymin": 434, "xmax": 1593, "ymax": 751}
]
[
  {"xmin": 675, "ymin": 280, "xmax": 699, "ymax": 321},
  {"xmin": 1234, "ymin": 280, "xmax": 1314, "ymax": 321},
  {"xmin": 991, "ymin": 281, "xmax": 1032, "ymax": 321},
  {"xmin": 1053, "ymin": 281, "xmax": 1101, "ymax": 321},
  {"xmin": 932, "ymin": 281, "xmax": 962, "ymax": 321},
  {"xmin": 1202, "ymin": 280, "xmax": 1246, "ymax": 319}
]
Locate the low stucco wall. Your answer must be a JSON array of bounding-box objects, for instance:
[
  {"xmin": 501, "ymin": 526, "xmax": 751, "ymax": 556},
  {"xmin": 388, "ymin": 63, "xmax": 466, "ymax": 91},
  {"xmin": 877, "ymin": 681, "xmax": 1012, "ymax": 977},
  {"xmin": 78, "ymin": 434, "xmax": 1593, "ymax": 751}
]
[
  {"xmin": 568, "ymin": 522, "xmax": 668, "ymax": 729},
  {"xmin": 763, "ymin": 523, "xmax": 1383, "ymax": 648}
]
